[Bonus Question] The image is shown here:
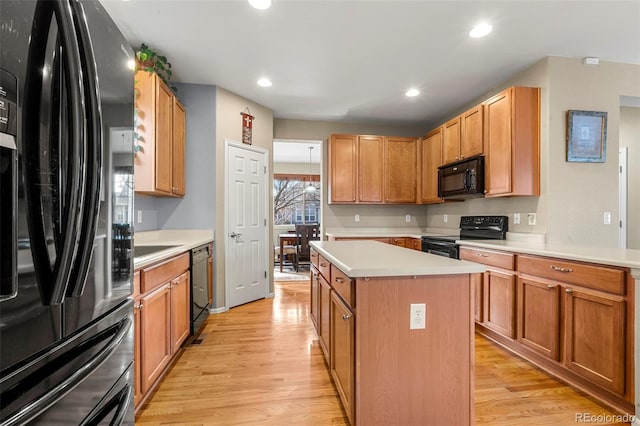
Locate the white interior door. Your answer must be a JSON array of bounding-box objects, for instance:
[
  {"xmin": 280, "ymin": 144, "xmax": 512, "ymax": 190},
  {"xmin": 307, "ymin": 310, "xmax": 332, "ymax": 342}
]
[{"xmin": 225, "ymin": 141, "xmax": 268, "ymax": 308}]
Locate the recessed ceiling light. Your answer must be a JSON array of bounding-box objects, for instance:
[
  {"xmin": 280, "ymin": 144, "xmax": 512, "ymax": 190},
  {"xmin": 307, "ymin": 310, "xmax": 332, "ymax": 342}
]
[
  {"xmin": 257, "ymin": 78, "xmax": 272, "ymax": 87},
  {"xmin": 249, "ymin": 0, "xmax": 271, "ymax": 10},
  {"xmin": 469, "ymin": 23, "xmax": 492, "ymax": 38},
  {"xmin": 405, "ymin": 88, "xmax": 420, "ymax": 97}
]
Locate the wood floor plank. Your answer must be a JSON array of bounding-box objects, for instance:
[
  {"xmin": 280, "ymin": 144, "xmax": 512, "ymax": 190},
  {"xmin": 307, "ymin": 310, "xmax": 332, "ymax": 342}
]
[{"xmin": 136, "ymin": 279, "xmax": 630, "ymax": 425}]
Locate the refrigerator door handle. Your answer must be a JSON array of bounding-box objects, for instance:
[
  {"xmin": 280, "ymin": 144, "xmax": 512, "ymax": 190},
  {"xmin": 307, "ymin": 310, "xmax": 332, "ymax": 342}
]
[
  {"xmin": 22, "ymin": 0, "xmax": 86, "ymax": 305},
  {"xmin": 0, "ymin": 316, "xmax": 132, "ymax": 426},
  {"xmin": 65, "ymin": 0, "xmax": 104, "ymax": 298}
]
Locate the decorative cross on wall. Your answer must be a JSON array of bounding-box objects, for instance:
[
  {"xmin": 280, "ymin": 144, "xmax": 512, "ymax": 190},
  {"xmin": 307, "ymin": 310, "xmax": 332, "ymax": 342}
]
[{"xmin": 240, "ymin": 109, "xmax": 254, "ymax": 145}]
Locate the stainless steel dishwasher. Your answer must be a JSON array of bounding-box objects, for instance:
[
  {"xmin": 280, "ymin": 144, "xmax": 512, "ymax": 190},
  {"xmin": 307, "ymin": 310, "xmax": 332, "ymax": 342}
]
[{"xmin": 190, "ymin": 244, "xmax": 211, "ymax": 335}]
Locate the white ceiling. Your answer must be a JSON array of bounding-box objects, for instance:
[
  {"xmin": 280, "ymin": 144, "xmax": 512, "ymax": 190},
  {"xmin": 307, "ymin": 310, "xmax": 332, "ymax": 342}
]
[{"xmin": 101, "ymin": 0, "xmax": 640, "ymax": 129}]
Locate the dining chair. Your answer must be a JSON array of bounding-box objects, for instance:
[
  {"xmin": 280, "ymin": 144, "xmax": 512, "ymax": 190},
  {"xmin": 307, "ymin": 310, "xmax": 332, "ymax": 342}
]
[{"xmin": 294, "ymin": 223, "xmax": 320, "ymax": 271}]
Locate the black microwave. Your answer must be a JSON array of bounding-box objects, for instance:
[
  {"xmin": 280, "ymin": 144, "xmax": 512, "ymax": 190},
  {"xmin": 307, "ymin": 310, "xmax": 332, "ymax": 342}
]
[{"xmin": 437, "ymin": 156, "xmax": 485, "ymax": 199}]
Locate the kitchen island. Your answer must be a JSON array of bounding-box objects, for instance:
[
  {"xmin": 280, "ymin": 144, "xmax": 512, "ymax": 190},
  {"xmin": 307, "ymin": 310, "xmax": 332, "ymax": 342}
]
[{"xmin": 309, "ymin": 240, "xmax": 484, "ymax": 426}]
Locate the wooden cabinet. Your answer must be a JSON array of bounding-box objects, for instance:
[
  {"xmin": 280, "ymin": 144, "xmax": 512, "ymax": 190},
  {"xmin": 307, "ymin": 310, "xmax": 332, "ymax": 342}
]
[
  {"xmin": 388, "ymin": 237, "xmax": 407, "ymax": 248},
  {"xmin": 319, "ymin": 274, "xmax": 332, "ymax": 361},
  {"xmin": 139, "ymin": 284, "xmax": 171, "ymax": 395},
  {"xmin": 465, "ymin": 246, "xmax": 633, "ymax": 412},
  {"xmin": 442, "ymin": 117, "xmax": 461, "ymax": 165},
  {"xmin": 442, "ymin": 105, "xmax": 483, "ymax": 166},
  {"xmin": 134, "ymin": 70, "xmax": 186, "ymax": 197},
  {"xmin": 330, "ymin": 289, "xmax": 355, "ymax": 425},
  {"xmin": 310, "ymin": 267, "xmax": 319, "ymax": 329},
  {"xmin": 483, "ymin": 86, "xmax": 540, "ymax": 197},
  {"xmin": 518, "ymin": 254, "xmax": 627, "ymax": 395},
  {"xmin": 170, "ymin": 271, "xmax": 190, "ymax": 354},
  {"xmin": 384, "ymin": 136, "xmax": 417, "ymax": 203},
  {"xmin": 517, "ymin": 275, "xmax": 560, "ymax": 360},
  {"xmin": 484, "ymin": 269, "xmax": 516, "ymax": 338},
  {"xmin": 460, "ymin": 247, "xmax": 516, "ymax": 338},
  {"xmin": 135, "ymin": 252, "xmax": 190, "ymax": 411},
  {"xmin": 410, "ymin": 238, "xmax": 422, "ymax": 251},
  {"xmin": 471, "ymin": 272, "xmax": 483, "ymax": 322},
  {"xmin": 329, "ymin": 134, "xmax": 357, "ymax": 203},
  {"xmin": 328, "ymin": 134, "xmax": 417, "ymax": 204},
  {"xmin": 419, "ymin": 128, "xmax": 443, "ymax": 204},
  {"xmin": 564, "ymin": 286, "xmax": 625, "ymax": 394},
  {"xmin": 358, "ymin": 136, "xmax": 384, "ymax": 203}
]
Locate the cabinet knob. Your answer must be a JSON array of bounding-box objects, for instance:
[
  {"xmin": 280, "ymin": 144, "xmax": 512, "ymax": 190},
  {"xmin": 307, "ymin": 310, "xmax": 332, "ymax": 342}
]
[
  {"xmin": 547, "ymin": 284, "xmax": 555, "ymax": 290},
  {"xmin": 565, "ymin": 288, "xmax": 573, "ymax": 294},
  {"xmin": 320, "ymin": 263, "xmax": 328, "ymax": 268},
  {"xmin": 342, "ymin": 314, "xmax": 352, "ymax": 320},
  {"xmin": 476, "ymin": 253, "xmax": 489, "ymax": 258},
  {"xmin": 135, "ymin": 303, "xmax": 144, "ymax": 310},
  {"xmin": 335, "ymin": 277, "xmax": 344, "ymax": 284}
]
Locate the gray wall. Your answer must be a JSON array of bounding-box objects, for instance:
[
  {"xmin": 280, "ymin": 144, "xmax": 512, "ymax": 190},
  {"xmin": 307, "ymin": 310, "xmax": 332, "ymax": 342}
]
[{"xmin": 133, "ymin": 83, "xmax": 217, "ymax": 231}]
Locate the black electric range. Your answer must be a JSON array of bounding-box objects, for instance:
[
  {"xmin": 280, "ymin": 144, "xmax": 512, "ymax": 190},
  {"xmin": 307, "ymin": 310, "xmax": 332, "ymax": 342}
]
[{"xmin": 422, "ymin": 216, "xmax": 508, "ymax": 259}]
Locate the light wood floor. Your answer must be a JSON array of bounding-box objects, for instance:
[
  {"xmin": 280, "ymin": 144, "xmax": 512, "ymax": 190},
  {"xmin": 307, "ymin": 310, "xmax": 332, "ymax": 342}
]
[{"xmin": 136, "ymin": 280, "xmax": 630, "ymax": 425}]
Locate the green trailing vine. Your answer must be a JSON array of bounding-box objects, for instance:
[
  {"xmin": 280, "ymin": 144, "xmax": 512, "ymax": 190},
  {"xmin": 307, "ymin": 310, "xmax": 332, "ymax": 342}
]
[{"xmin": 135, "ymin": 43, "xmax": 176, "ymax": 93}]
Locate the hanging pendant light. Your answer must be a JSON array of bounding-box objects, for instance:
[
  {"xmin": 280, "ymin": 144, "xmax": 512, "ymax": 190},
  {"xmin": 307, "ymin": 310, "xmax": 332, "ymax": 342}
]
[{"xmin": 304, "ymin": 146, "xmax": 316, "ymax": 192}]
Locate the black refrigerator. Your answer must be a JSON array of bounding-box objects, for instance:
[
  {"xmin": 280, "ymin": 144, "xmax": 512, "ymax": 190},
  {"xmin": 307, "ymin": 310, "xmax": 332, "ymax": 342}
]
[{"xmin": 0, "ymin": 0, "xmax": 135, "ymax": 424}]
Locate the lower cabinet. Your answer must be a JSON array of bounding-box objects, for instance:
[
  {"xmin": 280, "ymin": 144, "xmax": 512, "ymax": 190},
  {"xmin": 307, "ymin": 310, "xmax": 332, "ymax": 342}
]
[
  {"xmin": 330, "ymin": 291, "xmax": 354, "ymax": 425},
  {"xmin": 517, "ymin": 276, "xmax": 560, "ymax": 360},
  {"xmin": 564, "ymin": 286, "xmax": 625, "ymax": 394},
  {"xmin": 140, "ymin": 284, "xmax": 172, "ymax": 395},
  {"xmin": 310, "ymin": 267, "xmax": 319, "ymax": 329},
  {"xmin": 319, "ymin": 274, "xmax": 332, "ymax": 360},
  {"xmin": 170, "ymin": 271, "xmax": 190, "ymax": 355},
  {"xmin": 483, "ymin": 269, "xmax": 516, "ymax": 338},
  {"xmin": 463, "ymin": 246, "xmax": 633, "ymax": 414},
  {"xmin": 134, "ymin": 253, "xmax": 190, "ymax": 411}
]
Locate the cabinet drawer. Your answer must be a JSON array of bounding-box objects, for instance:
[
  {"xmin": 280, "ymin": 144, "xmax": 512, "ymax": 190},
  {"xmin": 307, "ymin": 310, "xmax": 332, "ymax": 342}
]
[
  {"xmin": 389, "ymin": 237, "xmax": 406, "ymax": 247},
  {"xmin": 318, "ymin": 254, "xmax": 331, "ymax": 280},
  {"xmin": 460, "ymin": 247, "xmax": 515, "ymax": 271},
  {"xmin": 141, "ymin": 252, "xmax": 190, "ymax": 293},
  {"xmin": 311, "ymin": 248, "xmax": 319, "ymax": 269},
  {"xmin": 330, "ymin": 265, "xmax": 355, "ymax": 308},
  {"xmin": 518, "ymin": 255, "xmax": 625, "ymax": 295}
]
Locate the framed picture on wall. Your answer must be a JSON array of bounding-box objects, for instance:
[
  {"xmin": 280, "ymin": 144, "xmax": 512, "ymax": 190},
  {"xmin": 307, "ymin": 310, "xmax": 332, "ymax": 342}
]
[{"xmin": 566, "ymin": 110, "xmax": 607, "ymax": 162}]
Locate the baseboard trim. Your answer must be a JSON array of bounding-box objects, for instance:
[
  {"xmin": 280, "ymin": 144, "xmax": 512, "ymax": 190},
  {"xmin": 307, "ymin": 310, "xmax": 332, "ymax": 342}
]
[{"xmin": 209, "ymin": 306, "xmax": 228, "ymax": 314}]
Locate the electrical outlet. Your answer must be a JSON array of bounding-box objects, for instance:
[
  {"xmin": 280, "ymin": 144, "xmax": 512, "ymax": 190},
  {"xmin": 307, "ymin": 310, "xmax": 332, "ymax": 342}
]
[
  {"xmin": 410, "ymin": 303, "xmax": 426, "ymax": 330},
  {"xmin": 405, "ymin": 214, "xmax": 411, "ymax": 223},
  {"xmin": 604, "ymin": 211, "xmax": 611, "ymax": 225},
  {"xmin": 527, "ymin": 213, "xmax": 536, "ymax": 226},
  {"xmin": 137, "ymin": 210, "xmax": 143, "ymax": 224},
  {"xmin": 354, "ymin": 214, "xmax": 360, "ymax": 223},
  {"xmin": 513, "ymin": 213, "xmax": 520, "ymax": 225},
  {"xmin": 443, "ymin": 214, "xmax": 448, "ymax": 223}
]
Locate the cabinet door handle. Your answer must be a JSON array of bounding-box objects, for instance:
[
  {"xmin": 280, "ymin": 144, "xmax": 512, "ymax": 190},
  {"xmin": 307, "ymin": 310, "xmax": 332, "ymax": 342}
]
[
  {"xmin": 335, "ymin": 277, "xmax": 344, "ymax": 284},
  {"xmin": 551, "ymin": 265, "xmax": 573, "ymax": 273},
  {"xmin": 547, "ymin": 284, "xmax": 555, "ymax": 290},
  {"xmin": 342, "ymin": 314, "xmax": 352, "ymax": 320},
  {"xmin": 565, "ymin": 288, "xmax": 573, "ymax": 294},
  {"xmin": 135, "ymin": 303, "xmax": 143, "ymax": 310},
  {"xmin": 320, "ymin": 263, "xmax": 328, "ymax": 267},
  {"xmin": 476, "ymin": 253, "xmax": 489, "ymax": 258}
]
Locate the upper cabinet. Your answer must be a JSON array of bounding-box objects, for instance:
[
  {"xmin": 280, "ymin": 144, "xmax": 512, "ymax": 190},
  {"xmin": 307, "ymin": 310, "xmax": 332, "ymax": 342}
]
[
  {"xmin": 384, "ymin": 137, "xmax": 417, "ymax": 203},
  {"xmin": 134, "ymin": 70, "xmax": 186, "ymax": 197},
  {"xmin": 442, "ymin": 105, "xmax": 484, "ymax": 166},
  {"xmin": 328, "ymin": 134, "xmax": 417, "ymax": 204},
  {"xmin": 483, "ymin": 87, "xmax": 540, "ymax": 197},
  {"xmin": 419, "ymin": 128, "xmax": 444, "ymax": 204}
]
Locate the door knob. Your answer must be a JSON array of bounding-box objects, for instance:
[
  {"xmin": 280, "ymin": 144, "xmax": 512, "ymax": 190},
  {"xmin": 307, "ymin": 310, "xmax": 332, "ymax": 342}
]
[{"xmin": 230, "ymin": 232, "xmax": 242, "ymax": 238}]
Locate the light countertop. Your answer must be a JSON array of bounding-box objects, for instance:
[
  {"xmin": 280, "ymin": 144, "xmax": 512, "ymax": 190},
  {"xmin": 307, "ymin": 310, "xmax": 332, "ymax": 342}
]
[
  {"xmin": 458, "ymin": 239, "xmax": 640, "ymax": 270},
  {"xmin": 134, "ymin": 229, "xmax": 214, "ymax": 269},
  {"xmin": 310, "ymin": 240, "xmax": 484, "ymax": 278}
]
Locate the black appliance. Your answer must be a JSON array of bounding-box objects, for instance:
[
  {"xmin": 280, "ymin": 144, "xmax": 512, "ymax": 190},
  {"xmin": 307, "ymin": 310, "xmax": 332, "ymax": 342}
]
[
  {"xmin": 190, "ymin": 244, "xmax": 211, "ymax": 336},
  {"xmin": 422, "ymin": 216, "xmax": 508, "ymax": 259},
  {"xmin": 1, "ymin": 1, "xmax": 135, "ymax": 424},
  {"xmin": 438, "ymin": 156, "xmax": 485, "ymax": 199}
]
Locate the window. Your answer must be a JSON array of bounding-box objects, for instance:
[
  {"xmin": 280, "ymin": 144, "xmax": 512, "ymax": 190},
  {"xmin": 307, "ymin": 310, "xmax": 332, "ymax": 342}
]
[{"xmin": 273, "ymin": 174, "xmax": 320, "ymax": 225}]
